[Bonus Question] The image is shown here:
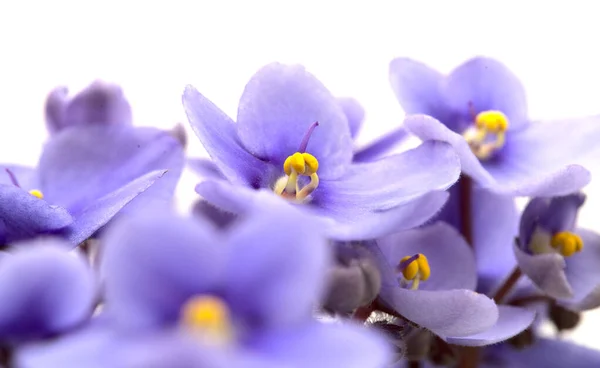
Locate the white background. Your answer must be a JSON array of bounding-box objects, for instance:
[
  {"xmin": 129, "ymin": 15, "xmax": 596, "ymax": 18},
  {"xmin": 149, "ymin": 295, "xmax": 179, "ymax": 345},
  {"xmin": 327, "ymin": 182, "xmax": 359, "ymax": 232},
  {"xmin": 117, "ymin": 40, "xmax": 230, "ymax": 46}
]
[{"xmin": 1, "ymin": 1, "xmax": 600, "ymax": 349}]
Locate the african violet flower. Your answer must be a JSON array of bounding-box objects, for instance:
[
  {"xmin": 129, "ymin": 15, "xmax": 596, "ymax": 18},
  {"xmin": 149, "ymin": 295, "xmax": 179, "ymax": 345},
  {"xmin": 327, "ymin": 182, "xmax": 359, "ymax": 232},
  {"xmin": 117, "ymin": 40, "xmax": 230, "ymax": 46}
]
[
  {"xmin": 370, "ymin": 222, "xmax": 535, "ymax": 346},
  {"xmin": 17, "ymin": 195, "xmax": 391, "ymax": 368},
  {"xmin": 0, "ymin": 82, "xmax": 185, "ymax": 246},
  {"xmin": 0, "ymin": 239, "xmax": 95, "ymax": 343},
  {"xmin": 515, "ymin": 192, "xmax": 600, "ymax": 311},
  {"xmin": 389, "ymin": 56, "xmax": 598, "ymax": 196},
  {"xmin": 183, "ymin": 63, "xmax": 460, "ymax": 240}
]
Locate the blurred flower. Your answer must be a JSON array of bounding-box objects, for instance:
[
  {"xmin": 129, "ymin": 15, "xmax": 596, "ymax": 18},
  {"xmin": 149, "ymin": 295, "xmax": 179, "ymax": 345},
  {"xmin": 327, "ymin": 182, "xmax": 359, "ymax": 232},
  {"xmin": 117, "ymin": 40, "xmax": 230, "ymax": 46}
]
[
  {"xmin": 17, "ymin": 198, "xmax": 391, "ymax": 368},
  {"xmin": 515, "ymin": 193, "xmax": 600, "ymax": 310},
  {"xmin": 389, "ymin": 56, "xmax": 597, "ymax": 197},
  {"xmin": 0, "ymin": 239, "xmax": 95, "ymax": 343},
  {"xmin": 183, "ymin": 63, "xmax": 460, "ymax": 241},
  {"xmin": 370, "ymin": 222, "xmax": 535, "ymax": 346}
]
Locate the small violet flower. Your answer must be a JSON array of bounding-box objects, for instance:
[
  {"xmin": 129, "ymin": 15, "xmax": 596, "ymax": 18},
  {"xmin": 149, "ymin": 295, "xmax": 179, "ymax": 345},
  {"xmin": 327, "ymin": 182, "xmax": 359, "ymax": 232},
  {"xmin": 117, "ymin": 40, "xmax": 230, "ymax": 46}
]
[
  {"xmin": 515, "ymin": 192, "xmax": 600, "ymax": 311},
  {"xmin": 0, "ymin": 239, "xmax": 95, "ymax": 343},
  {"xmin": 0, "ymin": 82, "xmax": 185, "ymax": 246},
  {"xmin": 389, "ymin": 56, "xmax": 599, "ymax": 196},
  {"xmin": 370, "ymin": 222, "xmax": 535, "ymax": 347},
  {"xmin": 17, "ymin": 196, "xmax": 392, "ymax": 368},
  {"xmin": 183, "ymin": 63, "xmax": 460, "ymax": 241}
]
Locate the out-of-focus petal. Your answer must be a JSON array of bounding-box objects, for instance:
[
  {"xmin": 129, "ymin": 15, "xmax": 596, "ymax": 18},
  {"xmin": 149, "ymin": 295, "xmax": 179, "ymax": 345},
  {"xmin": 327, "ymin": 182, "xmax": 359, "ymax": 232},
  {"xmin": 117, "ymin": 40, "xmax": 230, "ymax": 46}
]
[
  {"xmin": 336, "ymin": 97, "xmax": 364, "ymax": 138},
  {"xmin": 315, "ymin": 141, "xmax": 460, "ymax": 211},
  {"xmin": 236, "ymin": 63, "xmax": 353, "ymax": 179},
  {"xmin": 100, "ymin": 210, "xmax": 225, "ymax": 330},
  {"xmin": 252, "ymin": 321, "xmax": 392, "ymax": 368},
  {"xmin": 0, "ymin": 185, "xmax": 73, "ymax": 243},
  {"xmin": 63, "ymin": 170, "xmax": 167, "ymax": 245},
  {"xmin": 1, "ymin": 165, "xmax": 38, "ymax": 190},
  {"xmin": 0, "ymin": 241, "xmax": 95, "ymax": 341},
  {"xmin": 187, "ymin": 157, "xmax": 226, "ymax": 180},
  {"xmin": 353, "ymin": 127, "xmax": 409, "ymax": 163},
  {"xmin": 444, "ymin": 306, "xmax": 535, "ymax": 346},
  {"xmin": 183, "ymin": 85, "xmax": 275, "ymax": 187},
  {"xmin": 443, "ymin": 57, "xmax": 529, "ymax": 131},
  {"xmin": 225, "ymin": 200, "xmax": 329, "ymax": 330}
]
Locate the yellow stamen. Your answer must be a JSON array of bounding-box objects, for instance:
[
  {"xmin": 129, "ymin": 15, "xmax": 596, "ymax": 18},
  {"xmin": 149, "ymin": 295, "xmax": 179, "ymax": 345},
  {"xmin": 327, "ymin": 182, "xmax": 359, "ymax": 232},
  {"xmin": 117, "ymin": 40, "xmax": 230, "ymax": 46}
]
[
  {"xmin": 551, "ymin": 232, "xmax": 584, "ymax": 257},
  {"xmin": 28, "ymin": 189, "xmax": 44, "ymax": 199},
  {"xmin": 399, "ymin": 254, "xmax": 430, "ymax": 290},
  {"xmin": 180, "ymin": 295, "xmax": 233, "ymax": 344},
  {"xmin": 463, "ymin": 110, "xmax": 509, "ymax": 160},
  {"xmin": 275, "ymin": 152, "xmax": 320, "ymax": 203}
]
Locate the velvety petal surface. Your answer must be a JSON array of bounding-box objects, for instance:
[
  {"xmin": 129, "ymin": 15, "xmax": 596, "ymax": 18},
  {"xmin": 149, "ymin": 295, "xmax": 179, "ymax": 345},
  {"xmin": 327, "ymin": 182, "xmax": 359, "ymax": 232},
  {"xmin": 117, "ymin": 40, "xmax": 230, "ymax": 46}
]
[
  {"xmin": 225, "ymin": 200, "xmax": 329, "ymax": 330},
  {"xmin": 0, "ymin": 241, "xmax": 95, "ymax": 341},
  {"xmin": 101, "ymin": 211, "xmax": 226, "ymax": 330},
  {"xmin": 488, "ymin": 338, "xmax": 600, "ymax": 368},
  {"xmin": 513, "ymin": 243, "xmax": 573, "ymax": 299},
  {"xmin": 373, "ymin": 223, "xmax": 498, "ymax": 337},
  {"xmin": 37, "ymin": 125, "xmax": 184, "ymax": 212},
  {"xmin": 560, "ymin": 228, "xmax": 600, "ymax": 311},
  {"xmin": 252, "ymin": 321, "xmax": 392, "ymax": 368},
  {"xmin": 404, "ymin": 114, "xmax": 591, "ymax": 196},
  {"xmin": 315, "ymin": 141, "xmax": 460, "ymax": 211},
  {"xmin": 336, "ymin": 97, "xmax": 364, "ymax": 138},
  {"xmin": 183, "ymin": 85, "xmax": 275, "ymax": 187},
  {"xmin": 63, "ymin": 170, "xmax": 167, "ymax": 245},
  {"xmin": 236, "ymin": 63, "xmax": 353, "ymax": 179},
  {"xmin": 444, "ymin": 306, "xmax": 535, "ymax": 346},
  {"xmin": 0, "ymin": 185, "xmax": 73, "ymax": 243},
  {"xmin": 443, "ymin": 57, "xmax": 529, "ymax": 132}
]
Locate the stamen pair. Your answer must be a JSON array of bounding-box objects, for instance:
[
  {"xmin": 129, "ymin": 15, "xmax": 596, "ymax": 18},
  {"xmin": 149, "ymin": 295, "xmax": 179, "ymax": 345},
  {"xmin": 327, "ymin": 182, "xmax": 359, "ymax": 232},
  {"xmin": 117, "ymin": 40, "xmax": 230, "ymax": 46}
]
[{"xmin": 463, "ymin": 110, "xmax": 509, "ymax": 160}]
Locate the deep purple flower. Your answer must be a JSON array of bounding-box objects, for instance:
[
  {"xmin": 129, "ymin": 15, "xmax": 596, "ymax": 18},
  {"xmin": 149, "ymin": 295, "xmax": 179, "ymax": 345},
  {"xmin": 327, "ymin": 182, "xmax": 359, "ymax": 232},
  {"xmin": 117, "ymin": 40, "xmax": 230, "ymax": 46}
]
[
  {"xmin": 515, "ymin": 193, "xmax": 600, "ymax": 310},
  {"xmin": 183, "ymin": 63, "xmax": 460, "ymax": 241},
  {"xmin": 0, "ymin": 83, "xmax": 185, "ymax": 245},
  {"xmin": 370, "ymin": 222, "xmax": 535, "ymax": 345},
  {"xmin": 0, "ymin": 239, "xmax": 95, "ymax": 343},
  {"xmin": 389, "ymin": 56, "xmax": 597, "ymax": 196},
  {"xmin": 17, "ymin": 198, "xmax": 392, "ymax": 368}
]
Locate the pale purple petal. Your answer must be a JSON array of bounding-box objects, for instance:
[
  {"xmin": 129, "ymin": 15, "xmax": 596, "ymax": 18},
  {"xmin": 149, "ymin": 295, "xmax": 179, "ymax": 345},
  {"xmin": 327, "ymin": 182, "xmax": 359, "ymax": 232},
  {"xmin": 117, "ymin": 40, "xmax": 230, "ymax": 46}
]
[
  {"xmin": 316, "ymin": 141, "xmax": 460, "ymax": 211},
  {"xmin": 376, "ymin": 222, "xmax": 477, "ymax": 291},
  {"xmin": 336, "ymin": 97, "xmax": 364, "ymax": 138},
  {"xmin": 252, "ymin": 322, "xmax": 392, "ymax": 368},
  {"xmin": 195, "ymin": 180, "xmax": 271, "ymax": 214},
  {"xmin": 0, "ymin": 242, "xmax": 95, "ymax": 341},
  {"xmin": 236, "ymin": 63, "xmax": 353, "ymax": 179},
  {"xmin": 1, "ymin": 165, "xmax": 38, "ymax": 190},
  {"xmin": 37, "ymin": 125, "xmax": 183, "ymax": 212},
  {"xmin": 513, "ymin": 242, "xmax": 573, "ymax": 299},
  {"xmin": 187, "ymin": 157, "xmax": 226, "ymax": 180},
  {"xmin": 443, "ymin": 57, "xmax": 529, "ymax": 131},
  {"xmin": 353, "ymin": 127, "xmax": 409, "ymax": 163},
  {"xmin": 183, "ymin": 85, "xmax": 275, "ymax": 187},
  {"xmin": 64, "ymin": 170, "xmax": 167, "ymax": 245},
  {"xmin": 444, "ymin": 306, "xmax": 535, "ymax": 346},
  {"xmin": 0, "ymin": 185, "xmax": 73, "ymax": 243},
  {"xmin": 225, "ymin": 202, "xmax": 329, "ymax": 330},
  {"xmin": 100, "ymin": 210, "xmax": 225, "ymax": 330},
  {"xmin": 323, "ymin": 191, "xmax": 450, "ymax": 241},
  {"xmin": 559, "ymin": 228, "xmax": 600, "ymax": 311}
]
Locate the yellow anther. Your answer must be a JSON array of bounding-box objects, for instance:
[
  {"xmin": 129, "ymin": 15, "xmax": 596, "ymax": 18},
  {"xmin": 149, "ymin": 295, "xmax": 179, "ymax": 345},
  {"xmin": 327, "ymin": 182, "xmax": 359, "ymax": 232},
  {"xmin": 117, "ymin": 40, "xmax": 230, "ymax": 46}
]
[
  {"xmin": 28, "ymin": 189, "xmax": 44, "ymax": 199},
  {"xmin": 551, "ymin": 232, "xmax": 584, "ymax": 257},
  {"xmin": 475, "ymin": 110, "xmax": 509, "ymax": 133},
  {"xmin": 181, "ymin": 295, "xmax": 233, "ymax": 344},
  {"xmin": 284, "ymin": 152, "xmax": 306, "ymax": 175},
  {"xmin": 399, "ymin": 254, "xmax": 430, "ymax": 290},
  {"xmin": 302, "ymin": 153, "xmax": 319, "ymax": 175},
  {"xmin": 276, "ymin": 152, "xmax": 320, "ymax": 202}
]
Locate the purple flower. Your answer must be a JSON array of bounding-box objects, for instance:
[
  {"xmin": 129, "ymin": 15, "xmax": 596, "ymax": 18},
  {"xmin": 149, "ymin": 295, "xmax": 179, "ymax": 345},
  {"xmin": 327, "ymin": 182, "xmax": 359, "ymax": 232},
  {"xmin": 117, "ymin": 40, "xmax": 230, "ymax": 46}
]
[
  {"xmin": 0, "ymin": 83, "xmax": 185, "ymax": 245},
  {"xmin": 17, "ymin": 199, "xmax": 392, "ymax": 368},
  {"xmin": 182, "ymin": 63, "xmax": 460, "ymax": 241},
  {"xmin": 370, "ymin": 222, "xmax": 535, "ymax": 346},
  {"xmin": 0, "ymin": 239, "xmax": 95, "ymax": 343},
  {"xmin": 389, "ymin": 56, "xmax": 597, "ymax": 196},
  {"xmin": 515, "ymin": 193, "xmax": 600, "ymax": 310}
]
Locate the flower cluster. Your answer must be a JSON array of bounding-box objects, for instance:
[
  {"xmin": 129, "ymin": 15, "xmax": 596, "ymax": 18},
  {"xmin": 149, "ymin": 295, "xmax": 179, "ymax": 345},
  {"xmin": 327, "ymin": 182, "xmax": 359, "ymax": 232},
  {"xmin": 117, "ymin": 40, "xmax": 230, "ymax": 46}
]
[{"xmin": 1, "ymin": 57, "xmax": 599, "ymax": 368}]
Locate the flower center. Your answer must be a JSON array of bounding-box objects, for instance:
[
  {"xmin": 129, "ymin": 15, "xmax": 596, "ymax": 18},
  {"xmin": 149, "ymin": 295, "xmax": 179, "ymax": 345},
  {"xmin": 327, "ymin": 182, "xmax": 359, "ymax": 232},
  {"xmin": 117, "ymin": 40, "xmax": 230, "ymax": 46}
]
[
  {"xmin": 180, "ymin": 295, "xmax": 234, "ymax": 345},
  {"xmin": 273, "ymin": 122, "xmax": 320, "ymax": 203},
  {"xmin": 4, "ymin": 168, "xmax": 44, "ymax": 199},
  {"xmin": 397, "ymin": 253, "xmax": 430, "ymax": 290},
  {"xmin": 462, "ymin": 110, "xmax": 509, "ymax": 160},
  {"xmin": 529, "ymin": 229, "xmax": 584, "ymax": 258}
]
